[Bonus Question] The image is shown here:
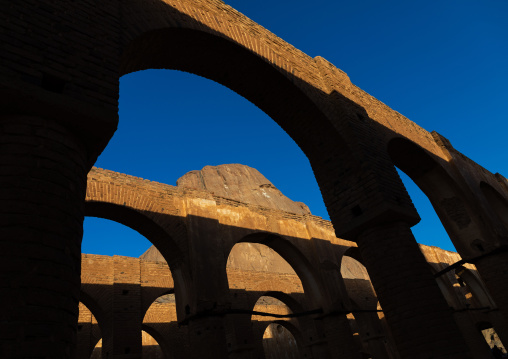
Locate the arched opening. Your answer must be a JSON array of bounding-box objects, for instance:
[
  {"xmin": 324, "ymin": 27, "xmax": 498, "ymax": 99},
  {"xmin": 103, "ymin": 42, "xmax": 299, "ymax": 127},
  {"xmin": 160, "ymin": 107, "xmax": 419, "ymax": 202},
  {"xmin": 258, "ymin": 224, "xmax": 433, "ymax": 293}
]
[
  {"xmin": 262, "ymin": 321, "xmax": 301, "ymax": 359},
  {"xmin": 143, "ymin": 292, "xmax": 189, "ymax": 359},
  {"xmin": 339, "ymin": 252, "xmax": 376, "ymax": 309},
  {"xmin": 141, "ymin": 329, "xmax": 165, "ymax": 359},
  {"xmin": 227, "ymin": 234, "xmax": 323, "ymax": 307},
  {"xmin": 80, "ymin": 205, "xmax": 189, "ymax": 359},
  {"xmin": 115, "ymin": 23, "xmax": 372, "ymax": 235},
  {"xmin": 226, "ymin": 240, "xmax": 316, "ymax": 357},
  {"xmin": 387, "ymin": 137, "xmax": 459, "ymax": 252},
  {"xmin": 88, "ymin": 332, "xmax": 169, "ymax": 359},
  {"xmin": 249, "ymin": 294, "xmax": 305, "ymax": 359},
  {"xmin": 83, "ymin": 201, "xmax": 191, "ymax": 320}
]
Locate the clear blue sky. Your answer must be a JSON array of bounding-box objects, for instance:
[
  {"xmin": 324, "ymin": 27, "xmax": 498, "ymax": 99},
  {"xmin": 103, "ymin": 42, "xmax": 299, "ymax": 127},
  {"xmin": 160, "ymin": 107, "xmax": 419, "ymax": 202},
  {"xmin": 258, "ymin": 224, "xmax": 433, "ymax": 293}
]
[{"xmin": 82, "ymin": 0, "xmax": 508, "ymax": 257}]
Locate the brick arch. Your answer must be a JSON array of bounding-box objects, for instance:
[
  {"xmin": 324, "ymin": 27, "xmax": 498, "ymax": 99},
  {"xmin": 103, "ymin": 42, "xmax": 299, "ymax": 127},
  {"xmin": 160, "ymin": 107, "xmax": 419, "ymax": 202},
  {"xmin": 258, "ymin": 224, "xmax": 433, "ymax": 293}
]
[
  {"xmin": 387, "ymin": 136, "xmax": 487, "ymax": 255},
  {"xmin": 341, "ymin": 246, "xmax": 364, "ymax": 265},
  {"xmin": 85, "ymin": 177, "xmax": 193, "ymax": 320},
  {"xmin": 119, "ymin": 26, "xmax": 348, "ymax": 159},
  {"xmin": 79, "ymin": 288, "xmax": 106, "ymax": 334},
  {"xmin": 229, "ymin": 232, "xmax": 325, "ymax": 307},
  {"xmin": 118, "ymin": 11, "xmax": 373, "ymax": 231},
  {"xmin": 258, "ymin": 291, "xmax": 305, "ymax": 315},
  {"xmin": 141, "ymin": 289, "xmax": 175, "ymax": 324},
  {"xmin": 264, "ymin": 320, "xmax": 305, "ymax": 356},
  {"xmin": 84, "ymin": 202, "xmax": 183, "ymax": 267},
  {"xmin": 141, "ymin": 323, "xmax": 172, "ymax": 359},
  {"xmin": 252, "ymin": 292, "xmax": 316, "ymax": 344},
  {"xmin": 77, "ymin": 296, "xmax": 103, "ymax": 359}
]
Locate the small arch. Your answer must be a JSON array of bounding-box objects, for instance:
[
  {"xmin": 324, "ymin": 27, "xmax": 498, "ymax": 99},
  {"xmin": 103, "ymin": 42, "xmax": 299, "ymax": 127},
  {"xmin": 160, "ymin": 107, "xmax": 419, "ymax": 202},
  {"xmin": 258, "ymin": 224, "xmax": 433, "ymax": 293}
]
[
  {"xmin": 141, "ymin": 325, "xmax": 170, "ymax": 359},
  {"xmin": 262, "ymin": 320, "xmax": 303, "ymax": 359},
  {"xmin": 84, "ymin": 201, "xmax": 183, "ymax": 268},
  {"xmin": 143, "ymin": 292, "xmax": 188, "ymax": 359},
  {"xmin": 79, "ymin": 289, "xmax": 106, "ymax": 333},
  {"xmin": 340, "ymin": 253, "xmax": 377, "ymax": 311},
  {"xmin": 77, "ymin": 301, "xmax": 102, "ymax": 359},
  {"xmin": 230, "ymin": 232, "xmax": 324, "ymax": 306},
  {"xmin": 84, "ymin": 200, "xmax": 192, "ymax": 320},
  {"xmin": 260, "ymin": 291, "xmax": 305, "ymax": 315}
]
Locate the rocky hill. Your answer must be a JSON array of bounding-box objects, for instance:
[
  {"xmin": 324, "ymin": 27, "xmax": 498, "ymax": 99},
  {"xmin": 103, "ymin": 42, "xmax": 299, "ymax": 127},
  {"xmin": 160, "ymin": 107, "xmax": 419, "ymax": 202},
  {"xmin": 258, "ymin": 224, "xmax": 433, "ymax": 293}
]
[{"xmin": 176, "ymin": 164, "xmax": 311, "ymax": 215}]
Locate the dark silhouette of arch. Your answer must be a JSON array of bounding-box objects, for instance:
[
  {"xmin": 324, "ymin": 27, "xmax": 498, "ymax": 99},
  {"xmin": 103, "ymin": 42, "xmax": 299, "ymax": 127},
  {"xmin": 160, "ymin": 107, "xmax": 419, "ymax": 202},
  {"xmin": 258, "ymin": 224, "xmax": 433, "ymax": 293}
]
[
  {"xmin": 85, "ymin": 201, "xmax": 191, "ymax": 321},
  {"xmin": 387, "ymin": 137, "xmax": 475, "ymax": 253}
]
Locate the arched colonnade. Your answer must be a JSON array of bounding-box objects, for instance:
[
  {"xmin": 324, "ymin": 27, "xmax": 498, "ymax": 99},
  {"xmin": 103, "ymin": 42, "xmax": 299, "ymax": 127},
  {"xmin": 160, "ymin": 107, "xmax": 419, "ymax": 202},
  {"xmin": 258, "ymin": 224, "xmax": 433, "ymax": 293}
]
[{"xmin": 2, "ymin": 0, "xmax": 508, "ymax": 357}]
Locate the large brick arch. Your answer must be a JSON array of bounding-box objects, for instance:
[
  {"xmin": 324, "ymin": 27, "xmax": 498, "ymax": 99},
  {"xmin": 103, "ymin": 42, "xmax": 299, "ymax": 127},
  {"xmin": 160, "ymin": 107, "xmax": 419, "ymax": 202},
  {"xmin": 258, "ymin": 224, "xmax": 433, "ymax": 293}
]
[{"xmin": 117, "ymin": 3, "xmax": 401, "ymax": 238}]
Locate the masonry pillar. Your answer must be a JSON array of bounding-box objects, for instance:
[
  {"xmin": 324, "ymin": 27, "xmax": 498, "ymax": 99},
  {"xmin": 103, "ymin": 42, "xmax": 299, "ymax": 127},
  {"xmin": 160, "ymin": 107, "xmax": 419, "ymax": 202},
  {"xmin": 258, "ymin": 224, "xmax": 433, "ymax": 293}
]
[
  {"xmin": 0, "ymin": 116, "xmax": 88, "ymax": 358},
  {"xmin": 356, "ymin": 221, "xmax": 471, "ymax": 358},
  {"xmin": 101, "ymin": 256, "xmax": 143, "ymax": 359},
  {"xmin": 184, "ymin": 202, "xmax": 231, "ymax": 358},
  {"xmin": 187, "ymin": 316, "xmax": 229, "ymax": 359},
  {"xmin": 225, "ymin": 315, "xmax": 262, "ymax": 359},
  {"xmin": 320, "ymin": 315, "xmax": 362, "ymax": 359},
  {"xmin": 353, "ymin": 313, "xmax": 391, "ymax": 359}
]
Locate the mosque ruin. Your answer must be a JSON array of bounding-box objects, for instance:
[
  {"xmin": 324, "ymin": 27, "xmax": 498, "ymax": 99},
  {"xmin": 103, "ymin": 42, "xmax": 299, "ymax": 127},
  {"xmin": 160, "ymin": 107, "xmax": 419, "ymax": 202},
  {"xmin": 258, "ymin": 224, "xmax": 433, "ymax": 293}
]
[{"xmin": 2, "ymin": 0, "xmax": 508, "ymax": 358}]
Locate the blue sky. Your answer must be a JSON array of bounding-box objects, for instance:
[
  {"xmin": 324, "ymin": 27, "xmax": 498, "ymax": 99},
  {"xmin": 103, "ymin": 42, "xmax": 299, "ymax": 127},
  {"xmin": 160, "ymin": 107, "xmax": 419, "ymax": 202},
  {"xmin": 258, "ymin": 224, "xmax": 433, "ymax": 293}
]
[{"xmin": 82, "ymin": 0, "xmax": 508, "ymax": 257}]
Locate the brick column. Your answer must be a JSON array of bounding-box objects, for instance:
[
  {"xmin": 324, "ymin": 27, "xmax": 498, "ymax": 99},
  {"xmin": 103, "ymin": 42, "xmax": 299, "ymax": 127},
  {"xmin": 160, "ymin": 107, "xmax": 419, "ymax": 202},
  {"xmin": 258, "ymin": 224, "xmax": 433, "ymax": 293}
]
[
  {"xmin": 321, "ymin": 315, "xmax": 361, "ymax": 359},
  {"xmin": 356, "ymin": 221, "xmax": 471, "ymax": 359},
  {"xmin": 0, "ymin": 116, "xmax": 88, "ymax": 358},
  {"xmin": 101, "ymin": 256, "xmax": 142, "ymax": 359},
  {"xmin": 187, "ymin": 316, "xmax": 229, "ymax": 359},
  {"xmin": 353, "ymin": 313, "xmax": 391, "ymax": 359}
]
